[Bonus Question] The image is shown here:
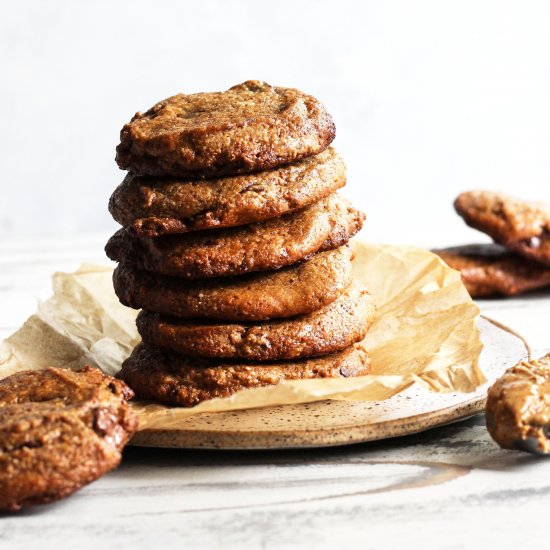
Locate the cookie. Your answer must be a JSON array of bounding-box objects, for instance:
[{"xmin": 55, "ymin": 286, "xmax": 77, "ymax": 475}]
[
  {"xmin": 136, "ymin": 285, "xmax": 375, "ymax": 361},
  {"xmin": 113, "ymin": 245, "xmax": 354, "ymax": 321},
  {"xmin": 454, "ymin": 190, "xmax": 550, "ymax": 265},
  {"xmin": 486, "ymin": 354, "xmax": 550, "ymax": 454},
  {"xmin": 116, "ymin": 81, "xmax": 335, "ymax": 178},
  {"xmin": 118, "ymin": 342, "xmax": 371, "ymax": 407},
  {"xmin": 0, "ymin": 367, "xmax": 138, "ymax": 511},
  {"xmin": 434, "ymin": 244, "xmax": 550, "ymax": 297},
  {"xmin": 110, "ymin": 147, "xmax": 346, "ymax": 237},
  {"xmin": 106, "ymin": 194, "xmax": 364, "ymax": 278}
]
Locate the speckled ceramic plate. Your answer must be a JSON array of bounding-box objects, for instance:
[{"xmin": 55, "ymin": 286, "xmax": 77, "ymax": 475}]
[{"xmin": 130, "ymin": 316, "xmax": 528, "ymax": 450}]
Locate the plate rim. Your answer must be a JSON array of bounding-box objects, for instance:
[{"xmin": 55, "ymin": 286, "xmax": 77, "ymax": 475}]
[{"xmin": 129, "ymin": 316, "xmax": 530, "ymax": 450}]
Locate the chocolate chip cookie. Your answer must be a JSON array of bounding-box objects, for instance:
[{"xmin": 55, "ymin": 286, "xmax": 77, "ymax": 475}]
[
  {"xmin": 486, "ymin": 353, "xmax": 550, "ymax": 454},
  {"xmin": 0, "ymin": 367, "xmax": 138, "ymax": 511},
  {"xmin": 116, "ymin": 81, "xmax": 335, "ymax": 178},
  {"xmin": 454, "ymin": 191, "xmax": 550, "ymax": 265},
  {"xmin": 110, "ymin": 147, "xmax": 345, "ymax": 237},
  {"xmin": 105, "ymin": 194, "xmax": 364, "ymax": 278},
  {"xmin": 434, "ymin": 244, "xmax": 550, "ymax": 297},
  {"xmin": 118, "ymin": 342, "xmax": 371, "ymax": 407},
  {"xmin": 113, "ymin": 245, "xmax": 354, "ymax": 321},
  {"xmin": 136, "ymin": 285, "xmax": 375, "ymax": 361}
]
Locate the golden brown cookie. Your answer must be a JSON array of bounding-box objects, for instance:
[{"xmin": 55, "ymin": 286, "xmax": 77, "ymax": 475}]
[
  {"xmin": 454, "ymin": 190, "xmax": 550, "ymax": 265},
  {"xmin": 116, "ymin": 81, "xmax": 335, "ymax": 178},
  {"xmin": 110, "ymin": 147, "xmax": 345, "ymax": 237},
  {"xmin": 486, "ymin": 354, "xmax": 550, "ymax": 454},
  {"xmin": 0, "ymin": 367, "xmax": 138, "ymax": 511},
  {"xmin": 105, "ymin": 194, "xmax": 364, "ymax": 278},
  {"xmin": 136, "ymin": 285, "xmax": 375, "ymax": 361},
  {"xmin": 113, "ymin": 245, "xmax": 354, "ymax": 321},
  {"xmin": 118, "ymin": 342, "xmax": 371, "ymax": 407},
  {"xmin": 434, "ymin": 244, "xmax": 550, "ymax": 297}
]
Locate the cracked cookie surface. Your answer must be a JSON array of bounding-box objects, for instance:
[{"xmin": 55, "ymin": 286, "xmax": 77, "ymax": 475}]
[
  {"xmin": 486, "ymin": 354, "xmax": 550, "ymax": 453},
  {"xmin": 434, "ymin": 244, "xmax": 550, "ymax": 297},
  {"xmin": 106, "ymin": 194, "xmax": 364, "ymax": 278},
  {"xmin": 110, "ymin": 147, "xmax": 345, "ymax": 237},
  {"xmin": 0, "ymin": 367, "xmax": 138, "ymax": 511},
  {"xmin": 113, "ymin": 245, "xmax": 354, "ymax": 321},
  {"xmin": 454, "ymin": 190, "xmax": 550, "ymax": 265},
  {"xmin": 116, "ymin": 80, "xmax": 335, "ymax": 178},
  {"xmin": 136, "ymin": 285, "xmax": 375, "ymax": 361},
  {"xmin": 118, "ymin": 342, "xmax": 371, "ymax": 407}
]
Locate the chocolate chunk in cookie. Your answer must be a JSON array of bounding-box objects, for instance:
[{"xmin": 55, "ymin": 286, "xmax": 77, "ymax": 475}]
[
  {"xmin": 113, "ymin": 245, "xmax": 354, "ymax": 321},
  {"xmin": 105, "ymin": 194, "xmax": 364, "ymax": 278},
  {"xmin": 434, "ymin": 244, "xmax": 550, "ymax": 297},
  {"xmin": 454, "ymin": 190, "xmax": 550, "ymax": 265},
  {"xmin": 136, "ymin": 285, "xmax": 375, "ymax": 361},
  {"xmin": 116, "ymin": 81, "xmax": 335, "ymax": 178},
  {"xmin": 118, "ymin": 342, "xmax": 371, "ymax": 407},
  {"xmin": 0, "ymin": 367, "xmax": 138, "ymax": 511},
  {"xmin": 110, "ymin": 147, "xmax": 345, "ymax": 237}
]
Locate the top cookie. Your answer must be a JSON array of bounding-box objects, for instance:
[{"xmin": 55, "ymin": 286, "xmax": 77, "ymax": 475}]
[
  {"xmin": 454, "ymin": 191, "xmax": 550, "ymax": 265},
  {"xmin": 116, "ymin": 81, "xmax": 336, "ymax": 178}
]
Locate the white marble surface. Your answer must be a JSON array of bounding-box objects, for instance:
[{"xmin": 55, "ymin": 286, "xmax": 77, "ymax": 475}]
[{"xmin": 1, "ymin": 235, "xmax": 550, "ymax": 549}]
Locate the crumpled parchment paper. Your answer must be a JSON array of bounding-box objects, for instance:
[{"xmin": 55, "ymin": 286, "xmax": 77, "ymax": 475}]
[{"xmin": 0, "ymin": 242, "xmax": 485, "ymax": 427}]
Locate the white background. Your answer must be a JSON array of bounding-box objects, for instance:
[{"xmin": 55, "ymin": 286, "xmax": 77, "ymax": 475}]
[{"xmin": 1, "ymin": 0, "xmax": 550, "ymax": 247}]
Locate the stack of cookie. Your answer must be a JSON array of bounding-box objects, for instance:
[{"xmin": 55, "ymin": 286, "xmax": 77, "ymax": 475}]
[
  {"xmin": 435, "ymin": 191, "xmax": 550, "ymax": 298},
  {"xmin": 106, "ymin": 81, "xmax": 375, "ymax": 407}
]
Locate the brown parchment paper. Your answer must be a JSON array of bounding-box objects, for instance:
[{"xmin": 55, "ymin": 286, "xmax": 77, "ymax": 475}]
[{"xmin": 0, "ymin": 242, "xmax": 485, "ymax": 429}]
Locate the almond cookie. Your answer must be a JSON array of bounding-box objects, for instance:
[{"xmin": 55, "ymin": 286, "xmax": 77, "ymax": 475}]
[
  {"xmin": 110, "ymin": 147, "xmax": 345, "ymax": 237},
  {"xmin": 434, "ymin": 244, "xmax": 550, "ymax": 297},
  {"xmin": 454, "ymin": 191, "xmax": 550, "ymax": 265},
  {"xmin": 0, "ymin": 367, "xmax": 138, "ymax": 511},
  {"xmin": 486, "ymin": 354, "xmax": 550, "ymax": 454},
  {"xmin": 113, "ymin": 245, "xmax": 354, "ymax": 321},
  {"xmin": 116, "ymin": 81, "xmax": 335, "ymax": 178},
  {"xmin": 105, "ymin": 194, "xmax": 364, "ymax": 278},
  {"xmin": 118, "ymin": 342, "xmax": 371, "ymax": 407},
  {"xmin": 136, "ymin": 285, "xmax": 375, "ymax": 361}
]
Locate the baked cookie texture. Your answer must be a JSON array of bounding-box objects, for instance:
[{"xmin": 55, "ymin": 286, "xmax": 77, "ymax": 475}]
[
  {"xmin": 107, "ymin": 81, "xmax": 373, "ymax": 406},
  {"xmin": 434, "ymin": 244, "xmax": 550, "ymax": 297},
  {"xmin": 454, "ymin": 190, "xmax": 550, "ymax": 265},
  {"xmin": 106, "ymin": 194, "xmax": 364, "ymax": 278},
  {"xmin": 0, "ymin": 367, "xmax": 137, "ymax": 511},
  {"xmin": 110, "ymin": 147, "xmax": 345, "ymax": 237},
  {"xmin": 116, "ymin": 81, "xmax": 336, "ymax": 178},
  {"xmin": 136, "ymin": 285, "xmax": 375, "ymax": 361},
  {"xmin": 113, "ymin": 245, "xmax": 354, "ymax": 321},
  {"xmin": 118, "ymin": 342, "xmax": 371, "ymax": 407},
  {"xmin": 486, "ymin": 354, "xmax": 550, "ymax": 453}
]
